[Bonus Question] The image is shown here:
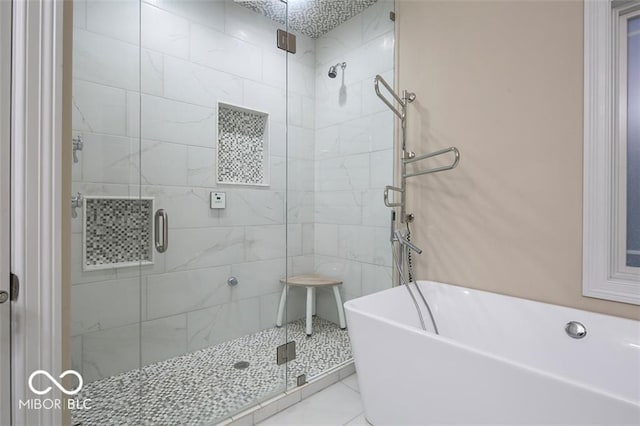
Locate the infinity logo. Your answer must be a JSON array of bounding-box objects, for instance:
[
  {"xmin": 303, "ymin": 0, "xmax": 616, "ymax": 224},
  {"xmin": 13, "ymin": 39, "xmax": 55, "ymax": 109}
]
[{"xmin": 28, "ymin": 370, "xmax": 83, "ymax": 396}]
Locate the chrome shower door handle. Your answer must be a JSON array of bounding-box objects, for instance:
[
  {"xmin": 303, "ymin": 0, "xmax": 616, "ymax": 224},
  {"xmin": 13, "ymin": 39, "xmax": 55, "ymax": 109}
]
[{"xmin": 154, "ymin": 209, "xmax": 168, "ymax": 253}]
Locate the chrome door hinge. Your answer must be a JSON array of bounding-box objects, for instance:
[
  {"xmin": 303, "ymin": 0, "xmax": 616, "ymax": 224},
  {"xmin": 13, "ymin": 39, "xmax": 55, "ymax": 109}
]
[{"xmin": 10, "ymin": 273, "xmax": 18, "ymax": 301}]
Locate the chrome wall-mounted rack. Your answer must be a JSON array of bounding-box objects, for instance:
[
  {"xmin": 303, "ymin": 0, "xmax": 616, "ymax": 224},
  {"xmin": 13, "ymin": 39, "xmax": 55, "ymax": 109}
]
[{"xmin": 374, "ymin": 74, "xmax": 461, "ymax": 223}]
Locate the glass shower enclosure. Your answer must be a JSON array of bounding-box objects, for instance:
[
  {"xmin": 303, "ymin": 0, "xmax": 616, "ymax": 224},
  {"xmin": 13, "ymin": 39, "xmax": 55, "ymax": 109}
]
[{"xmin": 69, "ymin": 0, "xmax": 395, "ymax": 423}]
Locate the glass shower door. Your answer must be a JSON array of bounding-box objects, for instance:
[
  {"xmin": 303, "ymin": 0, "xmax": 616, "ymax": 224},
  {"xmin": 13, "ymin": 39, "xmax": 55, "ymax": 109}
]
[
  {"xmin": 70, "ymin": 0, "xmax": 290, "ymax": 424},
  {"xmin": 137, "ymin": 0, "xmax": 289, "ymax": 423}
]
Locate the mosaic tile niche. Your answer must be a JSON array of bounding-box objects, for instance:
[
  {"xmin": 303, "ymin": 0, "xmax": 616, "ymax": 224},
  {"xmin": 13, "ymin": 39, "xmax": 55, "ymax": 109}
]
[
  {"xmin": 83, "ymin": 197, "xmax": 154, "ymax": 271},
  {"xmin": 217, "ymin": 103, "xmax": 270, "ymax": 186}
]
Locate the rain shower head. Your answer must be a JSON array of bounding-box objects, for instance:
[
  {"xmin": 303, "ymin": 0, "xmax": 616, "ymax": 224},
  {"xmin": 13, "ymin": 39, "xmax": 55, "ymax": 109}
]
[{"xmin": 328, "ymin": 62, "xmax": 347, "ymax": 78}]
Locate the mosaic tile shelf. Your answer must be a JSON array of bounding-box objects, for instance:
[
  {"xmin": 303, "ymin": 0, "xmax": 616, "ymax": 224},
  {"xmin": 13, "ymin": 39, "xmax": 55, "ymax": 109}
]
[
  {"xmin": 217, "ymin": 103, "xmax": 269, "ymax": 186},
  {"xmin": 71, "ymin": 317, "xmax": 352, "ymax": 426},
  {"xmin": 83, "ymin": 197, "xmax": 154, "ymax": 271}
]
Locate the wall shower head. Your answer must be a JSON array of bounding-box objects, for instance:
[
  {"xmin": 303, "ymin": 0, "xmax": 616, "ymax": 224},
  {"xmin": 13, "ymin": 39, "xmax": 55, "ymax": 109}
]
[{"xmin": 328, "ymin": 62, "xmax": 347, "ymax": 78}]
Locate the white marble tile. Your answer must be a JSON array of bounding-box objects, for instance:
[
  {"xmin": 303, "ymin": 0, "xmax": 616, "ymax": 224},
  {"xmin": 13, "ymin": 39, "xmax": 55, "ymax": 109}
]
[
  {"xmin": 314, "ymin": 255, "xmax": 362, "ymax": 297},
  {"xmin": 287, "ymin": 92, "xmax": 303, "ymax": 128},
  {"xmin": 314, "ymin": 223, "xmax": 338, "ymax": 257},
  {"xmin": 369, "ymin": 149, "xmax": 393, "ymax": 189},
  {"xmin": 73, "ymin": 29, "xmax": 139, "ymax": 91},
  {"xmin": 71, "ymin": 278, "xmax": 141, "ymax": 336},
  {"xmin": 287, "ymin": 191, "xmax": 314, "ymax": 224},
  {"xmin": 338, "ymin": 225, "xmax": 388, "ymax": 265},
  {"xmin": 258, "ymin": 382, "xmax": 363, "ymax": 426},
  {"xmin": 316, "ymin": 13, "xmax": 363, "ymax": 66},
  {"xmin": 362, "ymin": 0, "xmax": 395, "ymax": 43},
  {"xmin": 362, "ymin": 189, "xmax": 390, "ymax": 228},
  {"xmin": 164, "ymin": 56, "xmax": 243, "ymax": 108},
  {"xmin": 125, "ymin": 91, "xmax": 140, "ymax": 138},
  {"xmin": 73, "ymin": 0, "xmax": 86, "ymax": 29},
  {"xmin": 258, "ymin": 289, "xmax": 306, "ymax": 329},
  {"xmin": 314, "ymin": 191, "xmax": 362, "ymax": 225},
  {"xmin": 224, "ymin": 0, "xmax": 280, "ymax": 51},
  {"xmin": 72, "ymin": 80, "xmax": 127, "ymax": 136},
  {"xmin": 269, "ymin": 121, "xmax": 287, "ymax": 157},
  {"xmin": 72, "ymin": 336, "xmax": 83, "ymax": 375},
  {"xmin": 316, "ymin": 111, "xmax": 394, "ymax": 160},
  {"xmin": 140, "ymin": 94, "xmax": 215, "ymax": 147},
  {"xmin": 82, "ymin": 324, "xmax": 140, "ymax": 383},
  {"xmin": 361, "ymin": 264, "xmax": 392, "ymax": 296},
  {"xmin": 138, "ymin": 185, "xmax": 220, "ymax": 229},
  {"xmin": 81, "ymin": 133, "xmax": 137, "ymax": 184},
  {"xmin": 230, "ymin": 259, "xmax": 285, "ymax": 301},
  {"xmin": 372, "ymin": 226, "xmax": 392, "ymax": 267},
  {"xmin": 141, "ymin": 314, "xmax": 187, "ymax": 365},
  {"xmin": 141, "ymin": 3, "xmax": 189, "ymax": 58},
  {"xmin": 86, "ymin": 0, "xmax": 140, "ymax": 45},
  {"xmin": 290, "ymin": 30, "xmax": 316, "ymax": 68},
  {"xmin": 138, "ymin": 139, "xmax": 188, "ymax": 186},
  {"xmin": 187, "ymin": 146, "xmax": 217, "ymax": 187},
  {"xmin": 344, "ymin": 413, "xmax": 369, "ymax": 426},
  {"xmin": 325, "ymin": 31, "xmax": 394, "ymax": 86},
  {"xmin": 146, "ymin": 265, "xmax": 232, "ymax": 319},
  {"xmin": 262, "ymin": 50, "xmax": 287, "ymax": 90},
  {"xmin": 254, "ymin": 391, "xmax": 301, "ymax": 424},
  {"xmin": 142, "ymin": 49, "xmax": 164, "ymax": 96},
  {"xmin": 315, "ymin": 78, "xmax": 362, "ymax": 129},
  {"xmin": 245, "ymin": 225, "xmax": 285, "ymax": 261},
  {"xmin": 270, "ymin": 156, "xmax": 287, "ymax": 192},
  {"xmin": 144, "ymin": 0, "xmax": 225, "ymax": 32},
  {"xmin": 288, "ymin": 223, "xmax": 304, "ymax": 257},
  {"xmin": 288, "ymin": 158, "xmax": 314, "ymax": 192},
  {"xmin": 218, "ymin": 190, "xmax": 285, "ymax": 226},
  {"xmin": 300, "ymin": 371, "xmax": 341, "ymax": 400},
  {"xmin": 289, "ymin": 60, "xmax": 315, "ymax": 98},
  {"xmin": 186, "ymin": 298, "xmax": 260, "ymax": 351},
  {"xmin": 288, "ymin": 126, "xmax": 315, "ymax": 160},
  {"xmin": 242, "ymin": 80, "xmax": 286, "ymax": 125},
  {"xmin": 165, "ymin": 227, "xmax": 245, "ymax": 271},
  {"xmin": 290, "ymin": 255, "xmax": 315, "ymax": 276},
  {"xmin": 301, "ymin": 95, "xmax": 315, "ymax": 130},
  {"xmin": 317, "ymin": 153, "xmax": 370, "ymax": 191},
  {"xmin": 190, "ymin": 24, "xmax": 262, "ymax": 81},
  {"xmin": 302, "ymin": 224, "xmax": 314, "ymax": 256}
]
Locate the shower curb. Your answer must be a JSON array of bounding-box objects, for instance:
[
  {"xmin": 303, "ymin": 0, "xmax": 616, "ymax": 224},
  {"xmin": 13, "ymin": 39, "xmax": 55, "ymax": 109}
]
[{"xmin": 213, "ymin": 360, "xmax": 356, "ymax": 426}]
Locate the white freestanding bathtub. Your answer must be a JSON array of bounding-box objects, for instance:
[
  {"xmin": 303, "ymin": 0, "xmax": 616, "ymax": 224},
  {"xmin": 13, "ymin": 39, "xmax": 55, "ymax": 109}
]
[{"xmin": 345, "ymin": 280, "xmax": 640, "ymax": 425}]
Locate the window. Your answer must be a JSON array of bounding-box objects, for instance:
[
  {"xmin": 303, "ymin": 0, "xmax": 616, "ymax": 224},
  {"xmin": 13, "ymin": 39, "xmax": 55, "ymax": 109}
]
[{"xmin": 583, "ymin": 1, "xmax": 640, "ymax": 304}]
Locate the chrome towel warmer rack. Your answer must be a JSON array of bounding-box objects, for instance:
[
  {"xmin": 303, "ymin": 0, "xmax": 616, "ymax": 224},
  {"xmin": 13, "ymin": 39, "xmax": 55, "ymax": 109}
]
[{"xmin": 374, "ymin": 74, "xmax": 460, "ymax": 222}]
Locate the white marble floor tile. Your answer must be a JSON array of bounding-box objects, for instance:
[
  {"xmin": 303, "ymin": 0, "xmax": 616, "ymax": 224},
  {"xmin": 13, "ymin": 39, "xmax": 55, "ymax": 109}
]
[
  {"xmin": 343, "ymin": 413, "xmax": 370, "ymax": 425},
  {"xmin": 341, "ymin": 373, "xmax": 359, "ymax": 393},
  {"xmin": 258, "ymin": 382, "xmax": 363, "ymax": 426}
]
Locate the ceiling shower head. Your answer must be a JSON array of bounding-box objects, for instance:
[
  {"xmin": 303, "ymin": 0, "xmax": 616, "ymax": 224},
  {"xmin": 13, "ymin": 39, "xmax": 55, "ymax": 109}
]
[{"xmin": 328, "ymin": 62, "xmax": 347, "ymax": 78}]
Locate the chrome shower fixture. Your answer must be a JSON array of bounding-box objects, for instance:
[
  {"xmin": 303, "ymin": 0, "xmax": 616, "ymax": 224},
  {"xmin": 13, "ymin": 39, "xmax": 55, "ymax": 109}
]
[{"xmin": 328, "ymin": 62, "xmax": 347, "ymax": 78}]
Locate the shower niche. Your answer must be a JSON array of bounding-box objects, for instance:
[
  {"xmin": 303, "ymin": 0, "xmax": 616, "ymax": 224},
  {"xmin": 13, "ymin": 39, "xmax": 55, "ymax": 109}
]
[
  {"xmin": 82, "ymin": 196, "xmax": 155, "ymax": 271},
  {"xmin": 217, "ymin": 102, "xmax": 270, "ymax": 186}
]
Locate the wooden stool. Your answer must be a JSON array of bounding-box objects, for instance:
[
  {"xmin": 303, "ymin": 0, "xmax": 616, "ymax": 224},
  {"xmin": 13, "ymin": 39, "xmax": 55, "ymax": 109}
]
[{"xmin": 276, "ymin": 274, "xmax": 346, "ymax": 336}]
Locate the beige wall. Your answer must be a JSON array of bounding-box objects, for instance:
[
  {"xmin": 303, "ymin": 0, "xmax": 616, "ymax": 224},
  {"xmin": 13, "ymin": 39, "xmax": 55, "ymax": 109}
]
[{"xmin": 397, "ymin": 0, "xmax": 639, "ymax": 320}]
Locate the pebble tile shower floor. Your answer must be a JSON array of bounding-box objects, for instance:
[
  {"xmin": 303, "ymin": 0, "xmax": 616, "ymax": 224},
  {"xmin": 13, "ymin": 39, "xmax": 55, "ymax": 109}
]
[{"xmin": 71, "ymin": 318, "xmax": 352, "ymax": 426}]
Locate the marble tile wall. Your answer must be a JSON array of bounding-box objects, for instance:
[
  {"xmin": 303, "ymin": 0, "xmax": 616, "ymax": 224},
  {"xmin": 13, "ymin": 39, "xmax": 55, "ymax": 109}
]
[
  {"xmin": 71, "ymin": 0, "xmax": 315, "ymax": 383},
  {"xmin": 312, "ymin": 0, "xmax": 395, "ymax": 323}
]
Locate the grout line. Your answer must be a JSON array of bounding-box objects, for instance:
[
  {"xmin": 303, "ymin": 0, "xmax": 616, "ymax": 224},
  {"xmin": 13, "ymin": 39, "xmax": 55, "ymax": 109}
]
[{"xmin": 341, "ymin": 410, "xmax": 365, "ymax": 426}]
